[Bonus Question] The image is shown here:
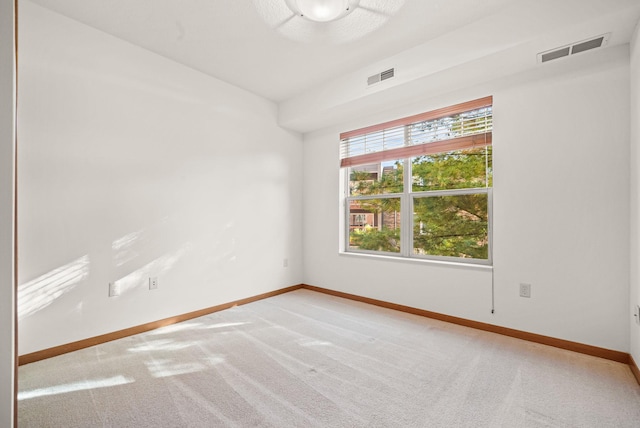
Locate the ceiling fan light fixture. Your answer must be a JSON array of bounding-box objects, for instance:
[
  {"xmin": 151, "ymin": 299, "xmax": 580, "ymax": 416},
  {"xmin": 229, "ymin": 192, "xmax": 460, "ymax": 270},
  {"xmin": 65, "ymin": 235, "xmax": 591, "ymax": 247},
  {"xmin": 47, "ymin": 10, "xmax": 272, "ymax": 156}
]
[{"xmin": 291, "ymin": 0, "xmax": 351, "ymax": 22}]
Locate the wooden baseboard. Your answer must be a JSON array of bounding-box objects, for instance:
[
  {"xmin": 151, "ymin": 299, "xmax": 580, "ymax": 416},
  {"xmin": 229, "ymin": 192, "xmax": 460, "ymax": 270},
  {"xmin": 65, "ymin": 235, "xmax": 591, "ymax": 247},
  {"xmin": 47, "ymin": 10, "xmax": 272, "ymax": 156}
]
[
  {"xmin": 18, "ymin": 284, "xmax": 303, "ymax": 365},
  {"xmin": 301, "ymin": 284, "xmax": 631, "ymax": 365},
  {"xmin": 630, "ymin": 355, "xmax": 640, "ymax": 385},
  {"xmin": 19, "ymin": 282, "xmax": 638, "ymax": 387}
]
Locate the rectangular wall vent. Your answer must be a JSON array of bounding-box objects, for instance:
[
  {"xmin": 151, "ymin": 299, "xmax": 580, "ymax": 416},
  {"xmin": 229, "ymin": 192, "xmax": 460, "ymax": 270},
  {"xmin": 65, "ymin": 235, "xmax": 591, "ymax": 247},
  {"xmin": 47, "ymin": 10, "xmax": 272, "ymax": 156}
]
[
  {"xmin": 368, "ymin": 68, "xmax": 395, "ymax": 86},
  {"xmin": 571, "ymin": 36, "xmax": 605, "ymax": 55},
  {"xmin": 380, "ymin": 68, "xmax": 394, "ymax": 81},
  {"xmin": 541, "ymin": 47, "xmax": 570, "ymax": 63},
  {"xmin": 537, "ymin": 33, "xmax": 610, "ymax": 63}
]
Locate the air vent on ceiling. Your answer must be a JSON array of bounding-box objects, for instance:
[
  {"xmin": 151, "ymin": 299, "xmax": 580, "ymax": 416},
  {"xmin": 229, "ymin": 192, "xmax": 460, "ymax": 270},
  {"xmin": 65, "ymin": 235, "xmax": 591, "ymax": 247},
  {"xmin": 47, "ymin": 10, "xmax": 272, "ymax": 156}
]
[
  {"xmin": 537, "ymin": 33, "xmax": 610, "ymax": 63},
  {"xmin": 367, "ymin": 68, "xmax": 395, "ymax": 86}
]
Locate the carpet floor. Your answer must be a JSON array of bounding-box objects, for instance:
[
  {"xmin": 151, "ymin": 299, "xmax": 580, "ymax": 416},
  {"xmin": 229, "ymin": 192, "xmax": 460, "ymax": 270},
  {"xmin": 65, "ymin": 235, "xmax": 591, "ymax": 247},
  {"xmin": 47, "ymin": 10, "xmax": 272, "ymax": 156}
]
[{"xmin": 18, "ymin": 289, "xmax": 640, "ymax": 427}]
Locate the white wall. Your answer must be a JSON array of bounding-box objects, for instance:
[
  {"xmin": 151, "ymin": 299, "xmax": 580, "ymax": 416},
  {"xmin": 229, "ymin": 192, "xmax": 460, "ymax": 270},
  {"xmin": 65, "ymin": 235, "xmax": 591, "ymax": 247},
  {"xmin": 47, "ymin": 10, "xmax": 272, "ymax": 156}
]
[
  {"xmin": 17, "ymin": 2, "xmax": 303, "ymax": 355},
  {"xmin": 303, "ymin": 44, "xmax": 630, "ymax": 352},
  {"xmin": 630, "ymin": 20, "xmax": 640, "ymax": 364},
  {"xmin": 0, "ymin": 0, "xmax": 16, "ymax": 424}
]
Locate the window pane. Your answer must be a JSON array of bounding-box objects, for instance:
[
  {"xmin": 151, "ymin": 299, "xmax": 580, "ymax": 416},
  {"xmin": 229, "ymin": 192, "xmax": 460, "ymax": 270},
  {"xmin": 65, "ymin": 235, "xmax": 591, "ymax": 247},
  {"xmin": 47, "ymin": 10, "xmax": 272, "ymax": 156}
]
[
  {"xmin": 349, "ymin": 160, "xmax": 403, "ymax": 196},
  {"xmin": 349, "ymin": 197, "xmax": 401, "ymax": 253},
  {"xmin": 413, "ymin": 193, "xmax": 488, "ymax": 259},
  {"xmin": 412, "ymin": 146, "xmax": 491, "ymax": 192}
]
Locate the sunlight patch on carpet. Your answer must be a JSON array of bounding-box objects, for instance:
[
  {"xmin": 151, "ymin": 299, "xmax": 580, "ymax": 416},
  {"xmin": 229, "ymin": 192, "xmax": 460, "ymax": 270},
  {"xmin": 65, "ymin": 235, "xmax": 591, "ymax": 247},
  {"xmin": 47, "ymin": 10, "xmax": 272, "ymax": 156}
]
[{"xmin": 18, "ymin": 375, "xmax": 134, "ymax": 400}]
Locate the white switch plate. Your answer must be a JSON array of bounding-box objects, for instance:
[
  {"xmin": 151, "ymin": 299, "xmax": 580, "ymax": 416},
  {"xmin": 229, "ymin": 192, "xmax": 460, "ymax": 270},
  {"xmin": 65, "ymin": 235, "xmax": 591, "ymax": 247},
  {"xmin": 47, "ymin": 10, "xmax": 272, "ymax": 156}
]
[
  {"xmin": 519, "ymin": 283, "xmax": 531, "ymax": 298},
  {"xmin": 149, "ymin": 277, "xmax": 158, "ymax": 290},
  {"xmin": 109, "ymin": 282, "xmax": 119, "ymax": 297}
]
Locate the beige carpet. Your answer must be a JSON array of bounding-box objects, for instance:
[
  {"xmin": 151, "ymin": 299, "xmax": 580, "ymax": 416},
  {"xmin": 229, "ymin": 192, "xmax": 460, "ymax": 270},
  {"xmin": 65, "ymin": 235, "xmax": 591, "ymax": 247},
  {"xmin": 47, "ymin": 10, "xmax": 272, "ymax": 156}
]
[{"xmin": 18, "ymin": 289, "xmax": 640, "ymax": 427}]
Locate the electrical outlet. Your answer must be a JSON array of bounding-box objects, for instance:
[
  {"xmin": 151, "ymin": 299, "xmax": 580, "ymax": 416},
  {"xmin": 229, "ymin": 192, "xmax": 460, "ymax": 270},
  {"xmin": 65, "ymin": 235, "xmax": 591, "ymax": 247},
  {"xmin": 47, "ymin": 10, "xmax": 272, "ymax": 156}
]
[
  {"xmin": 149, "ymin": 277, "xmax": 158, "ymax": 290},
  {"xmin": 109, "ymin": 282, "xmax": 120, "ymax": 297},
  {"xmin": 519, "ymin": 283, "xmax": 531, "ymax": 298}
]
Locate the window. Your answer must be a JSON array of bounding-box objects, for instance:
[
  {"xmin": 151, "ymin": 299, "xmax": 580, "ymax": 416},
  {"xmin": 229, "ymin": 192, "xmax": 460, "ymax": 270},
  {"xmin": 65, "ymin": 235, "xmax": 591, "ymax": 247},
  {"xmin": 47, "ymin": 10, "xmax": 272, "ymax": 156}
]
[{"xmin": 341, "ymin": 97, "xmax": 493, "ymax": 264}]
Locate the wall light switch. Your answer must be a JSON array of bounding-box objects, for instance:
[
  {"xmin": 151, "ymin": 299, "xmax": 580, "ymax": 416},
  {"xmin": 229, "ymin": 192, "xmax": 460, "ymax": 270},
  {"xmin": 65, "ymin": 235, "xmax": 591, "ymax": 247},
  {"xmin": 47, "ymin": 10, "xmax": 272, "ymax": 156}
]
[
  {"xmin": 149, "ymin": 277, "xmax": 158, "ymax": 290},
  {"xmin": 519, "ymin": 283, "xmax": 531, "ymax": 298},
  {"xmin": 109, "ymin": 282, "xmax": 119, "ymax": 297}
]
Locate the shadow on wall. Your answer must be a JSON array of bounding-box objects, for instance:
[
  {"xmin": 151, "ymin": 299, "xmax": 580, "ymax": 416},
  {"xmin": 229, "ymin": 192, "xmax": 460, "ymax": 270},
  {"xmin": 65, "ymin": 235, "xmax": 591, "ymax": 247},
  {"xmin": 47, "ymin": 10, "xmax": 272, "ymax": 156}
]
[
  {"xmin": 18, "ymin": 255, "xmax": 90, "ymax": 319},
  {"xmin": 112, "ymin": 237, "xmax": 192, "ymax": 295},
  {"xmin": 17, "ymin": 151, "xmax": 294, "ymax": 326},
  {"xmin": 17, "ymin": 225, "xmax": 192, "ymax": 320},
  {"xmin": 19, "ymin": 227, "xmax": 237, "ymax": 322}
]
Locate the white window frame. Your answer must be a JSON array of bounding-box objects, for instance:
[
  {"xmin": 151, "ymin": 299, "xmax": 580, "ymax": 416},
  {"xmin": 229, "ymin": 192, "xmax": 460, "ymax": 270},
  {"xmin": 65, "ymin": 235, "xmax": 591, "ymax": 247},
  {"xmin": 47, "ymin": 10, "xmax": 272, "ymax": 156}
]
[{"xmin": 340, "ymin": 97, "xmax": 493, "ymax": 265}]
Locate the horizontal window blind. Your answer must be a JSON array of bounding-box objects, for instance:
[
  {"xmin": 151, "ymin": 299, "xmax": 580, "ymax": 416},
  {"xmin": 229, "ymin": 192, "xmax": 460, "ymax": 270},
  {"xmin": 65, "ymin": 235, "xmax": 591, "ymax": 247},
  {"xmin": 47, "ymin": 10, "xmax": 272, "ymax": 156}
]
[{"xmin": 340, "ymin": 96, "xmax": 493, "ymax": 168}]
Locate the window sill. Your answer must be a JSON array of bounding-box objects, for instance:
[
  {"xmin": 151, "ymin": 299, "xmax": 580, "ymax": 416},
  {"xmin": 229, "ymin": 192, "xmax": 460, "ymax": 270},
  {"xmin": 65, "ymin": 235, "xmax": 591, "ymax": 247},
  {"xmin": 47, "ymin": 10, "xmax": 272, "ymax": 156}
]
[{"xmin": 338, "ymin": 251, "xmax": 493, "ymax": 271}]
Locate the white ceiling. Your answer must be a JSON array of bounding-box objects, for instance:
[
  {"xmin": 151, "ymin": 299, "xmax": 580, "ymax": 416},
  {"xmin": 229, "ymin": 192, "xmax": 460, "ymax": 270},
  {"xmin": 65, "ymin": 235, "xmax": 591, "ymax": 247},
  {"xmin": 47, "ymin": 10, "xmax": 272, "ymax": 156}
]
[{"xmin": 26, "ymin": 0, "xmax": 640, "ymax": 132}]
